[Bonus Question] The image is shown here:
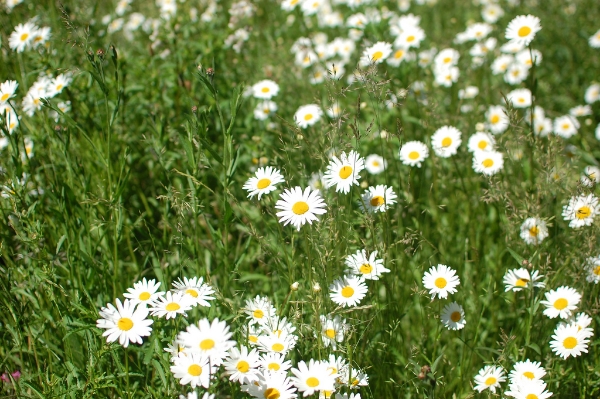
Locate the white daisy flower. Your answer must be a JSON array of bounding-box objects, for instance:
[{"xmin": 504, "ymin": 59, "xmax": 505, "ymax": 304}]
[
  {"xmin": 505, "ymin": 379, "xmax": 552, "ymax": 399},
  {"xmin": 458, "ymin": 86, "xmax": 479, "ymax": 99},
  {"xmin": 345, "ymin": 249, "xmax": 390, "ymax": 280},
  {"xmin": 590, "ymin": 29, "xmax": 600, "ymax": 48},
  {"xmin": 244, "ymin": 370, "xmax": 297, "ymax": 399},
  {"xmin": 540, "ymin": 286, "xmax": 581, "ymax": 319},
  {"xmin": 323, "ymin": 150, "xmax": 365, "ymax": 194},
  {"xmin": 319, "ymin": 315, "xmax": 347, "ymax": 350},
  {"xmin": 472, "ymin": 150, "xmax": 504, "ymax": 176},
  {"xmin": 329, "ymin": 275, "xmax": 368, "ymax": 308},
  {"xmin": 516, "ymin": 49, "xmax": 543, "ymax": 68},
  {"xmin": 491, "ymin": 54, "xmax": 514, "ymax": 75},
  {"xmin": 253, "ymin": 100, "xmax": 278, "ymax": 120},
  {"xmin": 505, "ymin": 15, "xmax": 541, "ymax": 46},
  {"xmin": 178, "ymin": 318, "xmax": 236, "ymax": 366},
  {"xmin": 294, "ymin": 104, "xmax": 323, "ymax": 128},
  {"xmin": 519, "ymin": 217, "xmax": 549, "ymax": 245},
  {"xmin": 580, "ymin": 165, "xmax": 600, "ymax": 187},
  {"xmin": 504, "ymin": 63, "xmax": 529, "ymax": 85},
  {"xmin": 170, "ymin": 352, "xmax": 214, "ymax": 389},
  {"xmin": 9, "ymin": 22, "xmax": 36, "ymax": 52},
  {"xmin": 358, "ymin": 184, "xmax": 397, "ymax": 214},
  {"xmin": 275, "ymin": 186, "xmax": 327, "ymax": 230},
  {"xmin": 244, "ymin": 295, "xmax": 277, "ymax": 325},
  {"xmin": 387, "ymin": 47, "xmax": 412, "ymax": 67},
  {"xmin": 291, "ymin": 359, "xmax": 337, "ymax": 397},
  {"xmin": 96, "ymin": 298, "xmax": 153, "ymax": 347},
  {"xmin": 434, "ymin": 48, "xmax": 460, "ymax": 68},
  {"xmin": 123, "ymin": 277, "xmax": 164, "ymax": 306},
  {"xmin": 399, "ymin": 141, "xmax": 428, "ymax": 167},
  {"xmin": 251, "ymin": 80, "xmax": 279, "ymax": 100},
  {"xmin": 422, "ymin": 264, "xmax": 460, "ymax": 300},
  {"xmin": 468, "ymin": 132, "xmax": 495, "ymax": 153},
  {"xmin": 365, "ymin": 154, "xmax": 386, "ymax": 174},
  {"xmin": 474, "ymin": 365, "xmax": 505, "ymax": 393},
  {"xmin": 506, "ymin": 88, "xmax": 532, "ymax": 108},
  {"xmin": 508, "ymin": 359, "xmax": 546, "ymax": 383},
  {"xmin": 224, "ymin": 345, "xmax": 260, "ymax": 384},
  {"xmin": 150, "ymin": 291, "xmax": 193, "ymax": 319},
  {"xmin": 440, "ymin": 302, "xmax": 466, "ymax": 330},
  {"xmin": 585, "ymin": 256, "xmax": 600, "ymax": 283},
  {"xmin": 258, "ymin": 330, "xmax": 297, "ymax": 356},
  {"xmin": 550, "ymin": 322, "xmax": 591, "ymax": 359},
  {"xmin": 259, "ymin": 352, "xmax": 292, "ymax": 373},
  {"xmin": 570, "ymin": 104, "xmax": 592, "ymax": 118},
  {"xmin": 584, "ymin": 83, "xmax": 600, "ymax": 104},
  {"xmin": 243, "ymin": 166, "xmax": 285, "ymax": 200},
  {"xmin": 431, "ymin": 126, "xmax": 462, "ymax": 158},
  {"xmin": 553, "ymin": 115, "xmax": 579, "ymax": 138},
  {"xmin": 359, "ymin": 41, "xmax": 392, "ymax": 66},
  {"xmin": 394, "ymin": 25, "xmax": 425, "ymax": 49},
  {"xmin": 503, "ymin": 268, "xmax": 545, "ymax": 292},
  {"xmin": 485, "ymin": 105, "xmax": 509, "ymax": 134},
  {"xmin": 172, "ymin": 276, "xmax": 215, "ymax": 307},
  {"xmin": 0, "ymin": 80, "xmax": 18, "ymax": 104},
  {"xmin": 574, "ymin": 312, "xmax": 594, "ymax": 332},
  {"xmin": 562, "ymin": 194, "xmax": 598, "ymax": 228}
]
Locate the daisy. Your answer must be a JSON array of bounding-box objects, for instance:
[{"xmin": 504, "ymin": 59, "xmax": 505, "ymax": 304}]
[
  {"xmin": 387, "ymin": 47, "xmax": 411, "ymax": 67},
  {"xmin": 482, "ymin": 3, "xmax": 504, "ymax": 24},
  {"xmin": 550, "ymin": 322, "xmax": 591, "ymax": 359},
  {"xmin": 172, "ymin": 276, "xmax": 215, "ymax": 307},
  {"xmin": 516, "ymin": 49, "xmax": 543, "ymax": 67},
  {"xmin": 294, "ymin": 104, "xmax": 323, "ymax": 128},
  {"xmin": 243, "ymin": 166, "xmax": 285, "ymax": 200},
  {"xmin": 244, "ymin": 370, "xmax": 297, "ymax": 399},
  {"xmin": 540, "ymin": 286, "xmax": 581, "ymax": 319},
  {"xmin": 170, "ymin": 352, "xmax": 214, "ymax": 389},
  {"xmin": 434, "ymin": 48, "xmax": 460, "ymax": 68},
  {"xmin": 360, "ymin": 41, "xmax": 392, "ymax": 65},
  {"xmin": 508, "ymin": 359, "xmax": 546, "ymax": 383},
  {"xmin": 553, "ymin": 115, "xmax": 579, "ymax": 139},
  {"xmin": 244, "ymin": 295, "xmax": 277, "ymax": 325},
  {"xmin": 590, "ymin": 29, "xmax": 600, "ymax": 48},
  {"xmin": 506, "ymin": 88, "xmax": 532, "ymax": 108},
  {"xmin": 505, "ymin": 379, "xmax": 553, "ymax": 399},
  {"xmin": 431, "ymin": 126, "xmax": 462, "ymax": 158},
  {"xmin": 253, "ymin": 101, "xmax": 278, "ymax": 120},
  {"xmin": 47, "ymin": 73, "xmax": 72, "ymax": 97},
  {"xmin": 399, "ymin": 141, "xmax": 428, "ymax": 167},
  {"xmin": 9, "ymin": 22, "xmax": 36, "ymax": 52},
  {"xmin": 440, "ymin": 302, "xmax": 466, "ymax": 330},
  {"xmin": 0, "ymin": 80, "xmax": 18, "ymax": 104},
  {"xmin": 291, "ymin": 359, "xmax": 337, "ymax": 397},
  {"xmin": 329, "ymin": 275, "xmax": 368, "ymax": 308},
  {"xmin": 358, "ymin": 185, "xmax": 397, "ymax": 214},
  {"xmin": 259, "ymin": 352, "xmax": 292, "ymax": 373},
  {"xmin": 345, "ymin": 249, "xmax": 389, "ymax": 280},
  {"xmin": 123, "ymin": 277, "xmax": 164, "ymax": 306},
  {"xmin": 585, "ymin": 83, "xmax": 600, "ymax": 104},
  {"xmin": 491, "ymin": 54, "xmax": 514, "ymax": 75},
  {"xmin": 474, "ymin": 365, "xmax": 505, "ymax": 393},
  {"xmin": 252, "ymin": 80, "xmax": 279, "ymax": 100},
  {"xmin": 319, "ymin": 315, "xmax": 346, "ymax": 350},
  {"xmin": 394, "ymin": 25, "xmax": 425, "ymax": 49},
  {"xmin": 178, "ymin": 318, "xmax": 236, "ymax": 365},
  {"xmin": 340, "ymin": 366, "xmax": 369, "ymax": 388},
  {"xmin": 458, "ymin": 86, "xmax": 479, "ymax": 100},
  {"xmin": 323, "ymin": 150, "xmax": 365, "ymax": 194},
  {"xmin": 467, "ymin": 132, "xmax": 495, "ymax": 152},
  {"xmin": 96, "ymin": 298, "xmax": 153, "ymax": 347},
  {"xmin": 258, "ymin": 330, "xmax": 297, "ymax": 355},
  {"xmin": 573, "ymin": 313, "xmax": 594, "ymax": 335},
  {"xmin": 275, "ymin": 186, "xmax": 327, "ymax": 230},
  {"xmin": 485, "ymin": 105, "xmax": 509, "ymax": 134},
  {"xmin": 503, "ymin": 268, "xmax": 545, "ymax": 292},
  {"xmin": 580, "ymin": 165, "xmax": 600, "ymax": 187},
  {"xmin": 570, "ymin": 105, "xmax": 592, "ymax": 118},
  {"xmin": 150, "ymin": 291, "xmax": 193, "ymax": 319},
  {"xmin": 472, "ymin": 150, "xmax": 504, "ymax": 176},
  {"xmin": 505, "ymin": 15, "xmax": 541, "ymax": 46},
  {"xmin": 422, "ymin": 264, "xmax": 460, "ymax": 300},
  {"xmin": 504, "ymin": 63, "xmax": 529, "ymax": 85},
  {"xmin": 224, "ymin": 345, "xmax": 260, "ymax": 384},
  {"xmin": 519, "ymin": 217, "xmax": 549, "ymax": 245},
  {"xmin": 585, "ymin": 256, "xmax": 600, "ymax": 283},
  {"xmin": 562, "ymin": 194, "xmax": 598, "ymax": 228},
  {"xmin": 365, "ymin": 154, "xmax": 386, "ymax": 174}
]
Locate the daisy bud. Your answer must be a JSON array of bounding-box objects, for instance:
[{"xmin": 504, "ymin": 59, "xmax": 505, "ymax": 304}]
[
  {"xmin": 96, "ymin": 48, "xmax": 105, "ymax": 58},
  {"xmin": 313, "ymin": 282, "xmax": 321, "ymax": 292},
  {"xmin": 291, "ymin": 282, "xmax": 299, "ymax": 291},
  {"xmin": 192, "ymin": 106, "xmax": 197, "ymax": 113},
  {"xmin": 206, "ymin": 68, "xmax": 214, "ymax": 76},
  {"xmin": 421, "ymin": 365, "xmax": 431, "ymax": 374},
  {"xmin": 475, "ymin": 122, "xmax": 485, "ymax": 131},
  {"xmin": 418, "ymin": 372, "xmax": 426, "ymax": 380}
]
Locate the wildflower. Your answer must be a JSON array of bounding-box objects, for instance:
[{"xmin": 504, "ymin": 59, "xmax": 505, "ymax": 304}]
[
  {"xmin": 360, "ymin": 41, "xmax": 392, "ymax": 66},
  {"xmin": 294, "ymin": 104, "xmax": 323, "ymax": 128},
  {"xmin": 365, "ymin": 154, "xmax": 386, "ymax": 174},
  {"xmin": 581, "ymin": 166, "xmax": 600, "ymax": 187},
  {"xmin": 519, "ymin": 218, "xmax": 549, "ymax": 245},
  {"xmin": 319, "ymin": 315, "xmax": 346, "ymax": 350},
  {"xmin": 506, "ymin": 88, "xmax": 532, "ymax": 108},
  {"xmin": 224, "ymin": 346, "xmax": 260, "ymax": 384},
  {"xmin": 549, "ymin": 322, "xmax": 592, "ymax": 359},
  {"xmin": 584, "ymin": 83, "xmax": 600, "ymax": 104},
  {"xmin": 505, "ymin": 379, "xmax": 552, "ymax": 399},
  {"xmin": 251, "ymin": 80, "xmax": 279, "ymax": 100},
  {"xmin": 540, "ymin": 286, "xmax": 581, "ymax": 319},
  {"xmin": 467, "ymin": 132, "xmax": 495, "ymax": 152},
  {"xmin": 291, "ymin": 359, "xmax": 337, "ymax": 396},
  {"xmin": 172, "ymin": 276, "xmax": 215, "ymax": 307},
  {"xmin": 584, "ymin": 256, "xmax": 600, "ymax": 283},
  {"xmin": 440, "ymin": 302, "xmax": 466, "ymax": 330},
  {"xmin": 474, "ymin": 365, "xmax": 505, "ymax": 393},
  {"xmin": 253, "ymin": 101, "xmax": 278, "ymax": 120},
  {"xmin": 485, "ymin": 105, "xmax": 509, "ymax": 134},
  {"xmin": 170, "ymin": 352, "xmax": 214, "ymax": 389},
  {"xmin": 345, "ymin": 249, "xmax": 389, "ymax": 280},
  {"xmin": 329, "ymin": 275, "xmax": 368, "ymax": 308},
  {"xmin": 0, "ymin": 80, "xmax": 18, "ymax": 104},
  {"xmin": 259, "ymin": 352, "xmax": 292, "ymax": 373},
  {"xmin": 562, "ymin": 194, "xmax": 598, "ymax": 228},
  {"xmin": 503, "ymin": 268, "xmax": 545, "ymax": 292},
  {"xmin": 9, "ymin": 22, "xmax": 36, "ymax": 52},
  {"xmin": 243, "ymin": 166, "xmax": 285, "ymax": 200},
  {"xmin": 422, "ymin": 264, "xmax": 460, "ymax": 300},
  {"xmin": 275, "ymin": 186, "xmax": 327, "ymax": 230},
  {"xmin": 258, "ymin": 330, "xmax": 297, "ymax": 355},
  {"xmin": 394, "ymin": 25, "xmax": 425, "ymax": 49},
  {"xmin": 553, "ymin": 115, "xmax": 579, "ymax": 139},
  {"xmin": 178, "ymin": 318, "xmax": 236, "ymax": 366},
  {"xmin": 358, "ymin": 185, "xmax": 397, "ymax": 214},
  {"xmin": 588, "ymin": 29, "xmax": 600, "ymax": 48},
  {"xmin": 47, "ymin": 73, "xmax": 72, "ymax": 97},
  {"xmin": 399, "ymin": 141, "xmax": 429, "ymax": 167},
  {"xmin": 96, "ymin": 298, "xmax": 153, "ymax": 347},
  {"xmin": 244, "ymin": 370, "xmax": 297, "ymax": 399},
  {"xmin": 472, "ymin": 150, "xmax": 504, "ymax": 176},
  {"xmin": 570, "ymin": 105, "xmax": 592, "ymax": 117},
  {"xmin": 323, "ymin": 150, "xmax": 365, "ymax": 194},
  {"xmin": 150, "ymin": 291, "xmax": 193, "ymax": 319},
  {"xmin": 508, "ymin": 359, "xmax": 546, "ymax": 383},
  {"xmin": 431, "ymin": 126, "xmax": 462, "ymax": 158},
  {"xmin": 123, "ymin": 277, "xmax": 164, "ymax": 306},
  {"xmin": 505, "ymin": 15, "xmax": 541, "ymax": 46},
  {"xmin": 244, "ymin": 295, "xmax": 277, "ymax": 325}
]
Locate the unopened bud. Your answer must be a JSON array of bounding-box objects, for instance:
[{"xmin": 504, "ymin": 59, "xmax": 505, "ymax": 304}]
[
  {"xmin": 191, "ymin": 106, "xmax": 198, "ymax": 113},
  {"xmin": 96, "ymin": 48, "xmax": 105, "ymax": 58},
  {"xmin": 312, "ymin": 282, "xmax": 321, "ymax": 292},
  {"xmin": 421, "ymin": 365, "xmax": 431, "ymax": 374},
  {"xmin": 206, "ymin": 68, "xmax": 214, "ymax": 76},
  {"xmin": 291, "ymin": 282, "xmax": 299, "ymax": 291},
  {"xmin": 418, "ymin": 372, "xmax": 426, "ymax": 380}
]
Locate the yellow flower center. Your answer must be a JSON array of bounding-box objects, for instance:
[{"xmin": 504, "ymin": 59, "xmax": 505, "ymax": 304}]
[
  {"xmin": 441, "ymin": 137, "xmax": 452, "ymax": 147},
  {"xmin": 576, "ymin": 206, "xmax": 591, "ymax": 219},
  {"xmin": 306, "ymin": 377, "xmax": 320, "ymax": 387},
  {"xmin": 264, "ymin": 388, "xmax": 281, "ymax": 399},
  {"xmin": 443, "ymin": 57, "xmax": 451, "ymax": 64},
  {"xmin": 523, "ymin": 371, "xmax": 535, "ymax": 379},
  {"xmin": 325, "ymin": 328, "xmax": 336, "ymax": 338},
  {"xmin": 370, "ymin": 196, "xmax": 385, "ymax": 207},
  {"xmin": 20, "ymin": 33, "xmax": 29, "ymax": 41},
  {"xmin": 562, "ymin": 123, "xmax": 570, "ymax": 130},
  {"xmin": 341, "ymin": 286, "xmax": 354, "ymax": 298},
  {"xmin": 529, "ymin": 226, "xmax": 539, "ymax": 236},
  {"xmin": 518, "ymin": 26, "xmax": 532, "ymax": 37},
  {"xmin": 304, "ymin": 113, "xmax": 313, "ymax": 121},
  {"xmin": 292, "ymin": 201, "xmax": 309, "ymax": 215},
  {"xmin": 482, "ymin": 159, "xmax": 494, "ymax": 168},
  {"xmin": 478, "ymin": 140, "xmax": 488, "ymax": 149},
  {"xmin": 165, "ymin": 302, "xmax": 180, "ymax": 311},
  {"xmin": 256, "ymin": 178, "xmax": 271, "ymax": 189},
  {"xmin": 406, "ymin": 35, "xmax": 415, "ymax": 43},
  {"xmin": 394, "ymin": 50, "xmax": 404, "ymax": 59},
  {"xmin": 450, "ymin": 311, "xmax": 461, "ymax": 322},
  {"xmin": 372, "ymin": 161, "xmax": 380, "ymax": 166},
  {"xmin": 563, "ymin": 336, "xmax": 577, "ymax": 349},
  {"xmin": 408, "ymin": 151, "xmax": 420, "ymax": 160},
  {"xmin": 0, "ymin": 93, "xmax": 9, "ymax": 102},
  {"xmin": 272, "ymin": 343, "xmax": 284, "ymax": 352},
  {"xmin": 253, "ymin": 309, "xmax": 264, "ymax": 319},
  {"xmin": 117, "ymin": 317, "xmax": 134, "ymax": 331},
  {"xmin": 339, "ymin": 166, "xmax": 353, "ymax": 179},
  {"xmin": 268, "ymin": 362, "xmax": 280, "ymax": 371},
  {"xmin": 138, "ymin": 291, "xmax": 151, "ymax": 301},
  {"xmin": 200, "ymin": 339, "xmax": 215, "ymax": 350},
  {"xmin": 434, "ymin": 277, "xmax": 447, "ymax": 289},
  {"xmin": 485, "ymin": 376, "xmax": 497, "ymax": 386},
  {"xmin": 56, "ymin": 84, "xmax": 63, "ymax": 91},
  {"xmin": 515, "ymin": 278, "xmax": 529, "ymax": 287},
  {"xmin": 186, "ymin": 289, "xmax": 198, "ymax": 297},
  {"xmin": 261, "ymin": 87, "xmax": 270, "ymax": 93},
  {"xmin": 237, "ymin": 360, "xmax": 250, "ymax": 373},
  {"xmin": 554, "ymin": 298, "xmax": 568, "ymax": 310},
  {"xmin": 249, "ymin": 335, "xmax": 258, "ymax": 343},
  {"xmin": 360, "ymin": 263, "xmax": 374, "ymax": 274},
  {"xmin": 593, "ymin": 265, "xmax": 600, "ymax": 276},
  {"xmin": 188, "ymin": 364, "xmax": 202, "ymax": 376},
  {"xmin": 371, "ymin": 51, "xmax": 383, "ymax": 61}
]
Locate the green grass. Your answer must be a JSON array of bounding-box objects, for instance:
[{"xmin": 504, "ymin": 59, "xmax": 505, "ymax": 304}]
[{"xmin": 1, "ymin": 0, "xmax": 600, "ymax": 397}]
